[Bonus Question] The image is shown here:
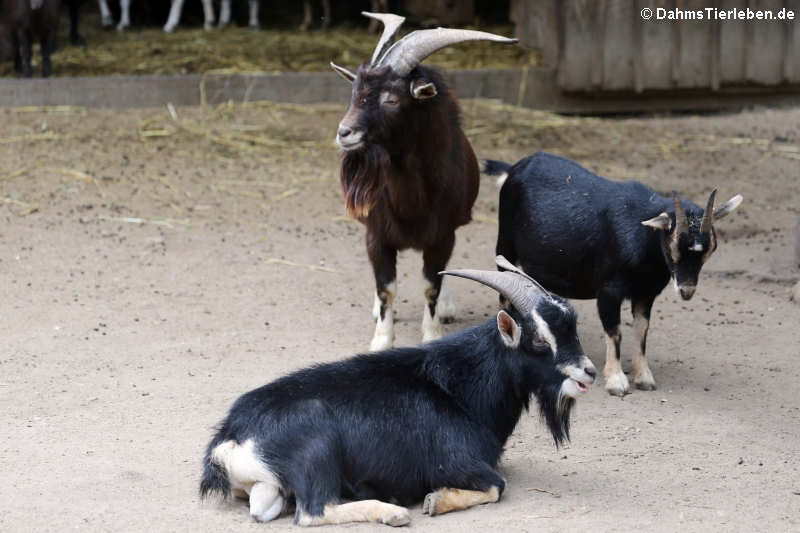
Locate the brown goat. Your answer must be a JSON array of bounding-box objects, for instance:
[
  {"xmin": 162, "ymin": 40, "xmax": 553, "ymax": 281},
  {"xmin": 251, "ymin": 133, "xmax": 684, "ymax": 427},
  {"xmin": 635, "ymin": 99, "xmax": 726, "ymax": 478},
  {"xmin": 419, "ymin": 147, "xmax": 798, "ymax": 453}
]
[
  {"xmin": 331, "ymin": 12, "xmax": 516, "ymax": 350},
  {"xmin": 0, "ymin": 0, "xmax": 61, "ymax": 77}
]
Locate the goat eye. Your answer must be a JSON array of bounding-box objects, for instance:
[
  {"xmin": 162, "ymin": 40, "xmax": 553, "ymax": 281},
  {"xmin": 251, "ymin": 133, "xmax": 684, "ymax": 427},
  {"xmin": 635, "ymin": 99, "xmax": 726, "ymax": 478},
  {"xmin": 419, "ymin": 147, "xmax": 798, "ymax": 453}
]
[
  {"xmin": 532, "ymin": 335, "xmax": 549, "ymax": 348},
  {"xmin": 383, "ymin": 98, "xmax": 398, "ymax": 106}
]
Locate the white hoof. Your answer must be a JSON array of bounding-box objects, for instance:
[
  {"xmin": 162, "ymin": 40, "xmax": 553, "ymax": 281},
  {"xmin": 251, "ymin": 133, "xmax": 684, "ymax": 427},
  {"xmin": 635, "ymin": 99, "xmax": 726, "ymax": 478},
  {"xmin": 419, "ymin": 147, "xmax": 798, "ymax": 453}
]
[
  {"xmin": 380, "ymin": 505, "xmax": 411, "ymax": 526},
  {"xmin": 163, "ymin": 24, "xmax": 175, "ymax": 33},
  {"xmin": 634, "ymin": 366, "xmax": 657, "ymax": 391},
  {"xmin": 422, "ymin": 305, "xmax": 442, "ymax": 343},
  {"xmin": 436, "ymin": 283, "xmax": 456, "ymax": 323},
  {"xmin": 605, "ymin": 371, "xmax": 630, "ymax": 397},
  {"xmin": 370, "ymin": 334, "xmax": 393, "ymax": 352}
]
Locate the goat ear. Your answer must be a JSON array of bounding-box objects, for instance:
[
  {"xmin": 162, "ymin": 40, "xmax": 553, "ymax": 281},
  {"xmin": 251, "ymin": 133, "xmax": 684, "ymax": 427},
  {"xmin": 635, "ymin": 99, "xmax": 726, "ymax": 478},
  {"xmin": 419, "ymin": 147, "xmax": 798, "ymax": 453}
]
[
  {"xmin": 496, "ymin": 310, "xmax": 521, "ymax": 348},
  {"xmin": 641, "ymin": 212, "xmax": 672, "ymax": 231},
  {"xmin": 410, "ymin": 79, "xmax": 438, "ymax": 100},
  {"xmin": 330, "ymin": 62, "xmax": 356, "ymax": 83},
  {"xmin": 713, "ymin": 194, "xmax": 743, "ymax": 221}
]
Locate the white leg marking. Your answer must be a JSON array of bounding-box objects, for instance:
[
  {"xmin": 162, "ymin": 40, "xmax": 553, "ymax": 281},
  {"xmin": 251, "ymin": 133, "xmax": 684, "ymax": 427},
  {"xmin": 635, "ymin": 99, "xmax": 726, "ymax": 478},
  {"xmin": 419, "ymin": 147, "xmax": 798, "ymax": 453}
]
[
  {"xmin": 218, "ymin": 0, "xmax": 231, "ymax": 27},
  {"xmin": 603, "ymin": 331, "xmax": 629, "ymax": 396},
  {"xmin": 164, "ymin": 0, "xmax": 184, "ymax": 32},
  {"xmin": 117, "ymin": 0, "xmax": 131, "ymax": 30},
  {"xmin": 201, "ymin": 0, "xmax": 215, "ymax": 30},
  {"xmin": 436, "ymin": 279, "xmax": 456, "ymax": 322},
  {"xmin": 249, "ymin": 481, "xmax": 284, "ymax": 523},
  {"xmin": 421, "ymin": 280, "xmax": 442, "ymax": 343},
  {"xmin": 98, "ymin": 0, "xmax": 113, "ymax": 27},
  {"xmin": 297, "ymin": 500, "xmax": 410, "ymax": 527},
  {"xmin": 370, "ymin": 281, "xmax": 396, "ymax": 351},
  {"xmin": 633, "ymin": 313, "xmax": 656, "ymax": 390},
  {"xmin": 249, "ymin": 0, "xmax": 260, "ymax": 28},
  {"xmin": 210, "ymin": 439, "xmax": 282, "ymax": 501}
]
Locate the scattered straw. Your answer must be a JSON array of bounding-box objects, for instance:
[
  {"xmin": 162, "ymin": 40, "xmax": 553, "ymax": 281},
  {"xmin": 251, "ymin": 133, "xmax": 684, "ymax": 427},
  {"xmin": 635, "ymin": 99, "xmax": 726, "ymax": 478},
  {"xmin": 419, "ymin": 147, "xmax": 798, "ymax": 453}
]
[
  {"xmin": 265, "ymin": 258, "xmax": 337, "ymax": 273},
  {"xmin": 526, "ymin": 487, "xmax": 561, "ymax": 498}
]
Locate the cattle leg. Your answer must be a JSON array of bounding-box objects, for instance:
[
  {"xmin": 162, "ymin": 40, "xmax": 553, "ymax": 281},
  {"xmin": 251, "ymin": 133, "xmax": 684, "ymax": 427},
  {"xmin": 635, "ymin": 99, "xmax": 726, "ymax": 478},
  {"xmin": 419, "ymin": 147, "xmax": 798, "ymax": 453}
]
[
  {"xmin": 118, "ymin": 0, "xmax": 131, "ymax": 30},
  {"xmin": 368, "ymin": 231, "xmax": 397, "ymax": 351},
  {"xmin": 201, "ymin": 0, "xmax": 215, "ymax": 30},
  {"xmin": 598, "ymin": 289, "xmax": 629, "ymax": 396},
  {"xmin": 164, "ymin": 0, "xmax": 184, "ymax": 32},
  {"xmin": 421, "ymin": 233, "xmax": 455, "ymax": 342},
  {"xmin": 631, "ymin": 296, "xmax": 657, "ymax": 390},
  {"xmin": 248, "ymin": 0, "xmax": 259, "ymax": 29},
  {"xmin": 218, "ymin": 0, "xmax": 231, "ymax": 27},
  {"xmin": 40, "ymin": 31, "xmax": 55, "ymax": 77},
  {"xmin": 299, "ymin": 0, "xmax": 311, "ymax": 31},
  {"xmin": 12, "ymin": 32, "xmax": 23, "ymax": 74},
  {"xmin": 320, "ymin": 0, "xmax": 331, "ymax": 30},
  {"xmin": 68, "ymin": 2, "xmax": 86, "ymax": 46},
  {"xmin": 18, "ymin": 29, "xmax": 33, "ymax": 78},
  {"xmin": 98, "ymin": 0, "xmax": 113, "ymax": 27}
]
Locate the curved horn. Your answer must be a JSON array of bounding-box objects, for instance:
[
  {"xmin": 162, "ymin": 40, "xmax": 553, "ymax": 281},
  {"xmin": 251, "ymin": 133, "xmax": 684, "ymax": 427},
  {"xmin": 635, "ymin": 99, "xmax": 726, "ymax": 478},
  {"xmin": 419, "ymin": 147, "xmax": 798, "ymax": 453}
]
[
  {"xmin": 441, "ymin": 256, "xmax": 547, "ymax": 314},
  {"xmin": 699, "ymin": 188, "xmax": 717, "ymax": 233},
  {"xmin": 362, "ymin": 12, "xmax": 406, "ymax": 65},
  {"xmin": 330, "ymin": 61, "xmax": 356, "ymax": 83},
  {"xmin": 378, "ymin": 28, "xmax": 518, "ymax": 77},
  {"xmin": 672, "ymin": 191, "xmax": 689, "ymax": 234}
]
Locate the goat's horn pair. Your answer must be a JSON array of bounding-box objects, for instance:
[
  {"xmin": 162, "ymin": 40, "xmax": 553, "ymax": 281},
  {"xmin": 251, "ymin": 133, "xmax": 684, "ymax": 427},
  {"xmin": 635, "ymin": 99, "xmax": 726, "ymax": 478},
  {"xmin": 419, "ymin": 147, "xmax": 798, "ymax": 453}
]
[
  {"xmin": 440, "ymin": 256, "xmax": 550, "ymax": 314},
  {"xmin": 672, "ymin": 191, "xmax": 689, "ymax": 234},
  {"xmin": 364, "ymin": 12, "xmax": 518, "ymax": 78},
  {"xmin": 699, "ymin": 189, "xmax": 717, "ymax": 233}
]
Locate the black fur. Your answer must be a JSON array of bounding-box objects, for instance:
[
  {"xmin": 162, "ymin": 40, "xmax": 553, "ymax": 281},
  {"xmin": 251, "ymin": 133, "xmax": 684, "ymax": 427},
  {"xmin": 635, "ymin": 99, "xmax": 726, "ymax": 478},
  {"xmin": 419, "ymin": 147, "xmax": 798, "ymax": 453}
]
[
  {"xmin": 489, "ymin": 151, "xmax": 734, "ymax": 392},
  {"xmin": 200, "ymin": 301, "xmax": 585, "ymax": 518}
]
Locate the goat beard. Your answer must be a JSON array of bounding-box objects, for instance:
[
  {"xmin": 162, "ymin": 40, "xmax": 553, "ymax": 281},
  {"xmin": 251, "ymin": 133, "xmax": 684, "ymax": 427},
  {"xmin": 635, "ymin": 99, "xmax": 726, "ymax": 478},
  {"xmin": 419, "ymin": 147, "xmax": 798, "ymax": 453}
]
[
  {"xmin": 538, "ymin": 386, "xmax": 574, "ymax": 448},
  {"xmin": 340, "ymin": 144, "xmax": 389, "ymax": 220}
]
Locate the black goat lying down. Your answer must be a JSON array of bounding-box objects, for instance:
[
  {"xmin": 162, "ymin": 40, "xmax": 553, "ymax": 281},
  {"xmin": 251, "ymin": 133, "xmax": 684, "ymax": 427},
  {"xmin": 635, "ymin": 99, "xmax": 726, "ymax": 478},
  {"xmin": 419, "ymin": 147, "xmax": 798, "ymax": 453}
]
[
  {"xmin": 485, "ymin": 152, "xmax": 742, "ymax": 396},
  {"xmin": 200, "ymin": 257, "xmax": 596, "ymax": 527}
]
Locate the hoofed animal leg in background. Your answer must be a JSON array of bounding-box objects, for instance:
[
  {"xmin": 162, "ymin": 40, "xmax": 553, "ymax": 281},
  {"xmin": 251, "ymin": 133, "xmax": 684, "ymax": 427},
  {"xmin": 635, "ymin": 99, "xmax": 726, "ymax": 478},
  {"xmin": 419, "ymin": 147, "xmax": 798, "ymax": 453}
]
[
  {"xmin": 631, "ymin": 296, "xmax": 657, "ymax": 390},
  {"xmin": 67, "ymin": 0, "xmax": 85, "ymax": 46},
  {"xmin": 17, "ymin": 28, "xmax": 33, "ymax": 78},
  {"xmin": 598, "ymin": 288, "xmax": 629, "ymax": 396},
  {"xmin": 40, "ymin": 29, "xmax": 54, "ymax": 77},
  {"xmin": 421, "ymin": 233, "xmax": 455, "ymax": 342},
  {"xmin": 98, "ymin": 0, "xmax": 113, "ymax": 27},
  {"xmin": 248, "ymin": 0, "xmax": 259, "ymax": 29},
  {"xmin": 218, "ymin": 0, "xmax": 231, "ymax": 27},
  {"xmin": 368, "ymin": 232, "xmax": 397, "ymax": 351}
]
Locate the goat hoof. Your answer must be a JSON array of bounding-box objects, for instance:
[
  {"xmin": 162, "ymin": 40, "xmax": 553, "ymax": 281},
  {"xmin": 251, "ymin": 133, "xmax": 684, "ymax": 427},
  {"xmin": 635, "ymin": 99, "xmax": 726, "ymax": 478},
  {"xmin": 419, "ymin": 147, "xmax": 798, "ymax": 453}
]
[
  {"xmin": 380, "ymin": 505, "xmax": 411, "ymax": 526},
  {"xmin": 370, "ymin": 335, "xmax": 392, "ymax": 352},
  {"xmin": 635, "ymin": 379, "xmax": 657, "ymax": 391},
  {"xmin": 422, "ymin": 491, "xmax": 442, "ymax": 516},
  {"xmin": 604, "ymin": 372, "xmax": 630, "ymax": 397}
]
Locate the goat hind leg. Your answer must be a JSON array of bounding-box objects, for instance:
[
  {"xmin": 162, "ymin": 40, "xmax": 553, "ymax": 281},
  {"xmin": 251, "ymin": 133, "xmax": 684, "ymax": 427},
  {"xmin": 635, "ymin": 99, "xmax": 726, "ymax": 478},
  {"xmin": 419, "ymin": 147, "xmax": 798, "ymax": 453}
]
[
  {"xmin": 422, "ymin": 234, "xmax": 455, "ymax": 342},
  {"xmin": 598, "ymin": 290, "xmax": 629, "ymax": 396},
  {"xmin": 249, "ymin": 481, "xmax": 284, "ymax": 523}
]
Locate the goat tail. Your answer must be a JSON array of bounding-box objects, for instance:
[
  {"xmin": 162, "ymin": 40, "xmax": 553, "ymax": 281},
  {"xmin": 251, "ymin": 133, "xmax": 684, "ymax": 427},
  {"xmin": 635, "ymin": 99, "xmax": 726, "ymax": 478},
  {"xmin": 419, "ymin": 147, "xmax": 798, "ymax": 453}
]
[
  {"xmin": 480, "ymin": 159, "xmax": 512, "ymax": 187},
  {"xmin": 200, "ymin": 450, "xmax": 231, "ymax": 500}
]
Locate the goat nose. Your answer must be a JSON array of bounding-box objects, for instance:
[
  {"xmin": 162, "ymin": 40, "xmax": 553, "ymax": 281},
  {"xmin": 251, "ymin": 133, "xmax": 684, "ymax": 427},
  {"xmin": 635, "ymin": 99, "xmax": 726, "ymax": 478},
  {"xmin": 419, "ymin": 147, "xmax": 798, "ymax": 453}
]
[
  {"xmin": 585, "ymin": 366, "xmax": 597, "ymax": 380},
  {"xmin": 338, "ymin": 126, "xmax": 352, "ymax": 138}
]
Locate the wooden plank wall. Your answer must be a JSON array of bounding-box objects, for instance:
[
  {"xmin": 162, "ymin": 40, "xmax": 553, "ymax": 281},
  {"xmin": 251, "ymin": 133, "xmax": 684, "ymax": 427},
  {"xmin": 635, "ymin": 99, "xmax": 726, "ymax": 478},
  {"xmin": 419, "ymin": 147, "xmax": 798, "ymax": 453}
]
[{"xmin": 515, "ymin": 0, "xmax": 800, "ymax": 92}]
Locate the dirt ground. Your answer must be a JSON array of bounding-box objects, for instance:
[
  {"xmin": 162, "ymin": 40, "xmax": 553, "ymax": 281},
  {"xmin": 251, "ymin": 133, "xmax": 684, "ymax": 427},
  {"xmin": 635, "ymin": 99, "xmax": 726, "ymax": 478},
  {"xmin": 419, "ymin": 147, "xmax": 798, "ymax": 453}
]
[{"xmin": 1, "ymin": 99, "xmax": 799, "ymax": 532}]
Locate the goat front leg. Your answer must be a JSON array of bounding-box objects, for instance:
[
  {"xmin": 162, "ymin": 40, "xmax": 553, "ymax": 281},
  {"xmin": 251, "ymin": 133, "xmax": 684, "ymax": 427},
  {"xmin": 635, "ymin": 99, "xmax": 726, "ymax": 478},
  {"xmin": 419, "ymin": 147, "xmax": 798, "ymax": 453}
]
[
  {"xmin": 297, "ymin": 500, "xmax": 410, "ymax": 527},
  {"xmin": 598, "ymin": 288, "xmax": 629, "ymax": 396},
  {"xmin": 201, "ymin": 0, "xmax": 215, "ymax": 30},
  {"xmin": 423, "ymin": 466, "xmax": 505, "ymax": 516},
  {"xmin": 632, "ymin": 296, "xmax": 657, "ymax": 390},
  {"xmin": 367, "ymin": 231, "xmax": 397, "ymax": 351},
  {"xmin": 421, "ymin": 234, "xmax": 455, "ymax": 343}
]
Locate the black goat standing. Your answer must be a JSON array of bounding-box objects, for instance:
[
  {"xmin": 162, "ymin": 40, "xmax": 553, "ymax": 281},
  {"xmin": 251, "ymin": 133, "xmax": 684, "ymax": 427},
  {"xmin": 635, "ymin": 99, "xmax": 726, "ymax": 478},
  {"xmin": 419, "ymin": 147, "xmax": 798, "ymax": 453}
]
[
  {"xmin": 330, "ymin": 12, "xmax": 517, "ymax": 351},
  {"xmin": 486, "ymin": 152, "xmax": 742, "ymax": 396},
  {"xmin": 200, "ymin": 257, "xmax": 596, "ymax": 526}
]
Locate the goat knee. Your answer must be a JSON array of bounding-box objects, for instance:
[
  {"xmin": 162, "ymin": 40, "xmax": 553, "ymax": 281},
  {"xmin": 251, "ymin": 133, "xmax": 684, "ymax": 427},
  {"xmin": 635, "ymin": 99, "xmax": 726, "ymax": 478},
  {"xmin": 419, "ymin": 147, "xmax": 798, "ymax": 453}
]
[{"xmin": 249, "ymin": 482, "xmax": 283, "ymax": 523}]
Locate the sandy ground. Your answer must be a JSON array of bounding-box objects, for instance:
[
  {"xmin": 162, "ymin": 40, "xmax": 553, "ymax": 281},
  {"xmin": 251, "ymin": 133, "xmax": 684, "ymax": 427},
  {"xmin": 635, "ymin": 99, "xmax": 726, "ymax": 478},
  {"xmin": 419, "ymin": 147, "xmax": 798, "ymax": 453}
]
[{"xmin": 1, "ymin": 100, "xmax": 799, "ymax": 532}]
